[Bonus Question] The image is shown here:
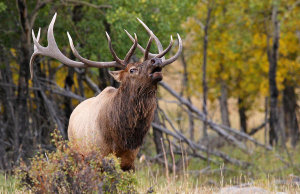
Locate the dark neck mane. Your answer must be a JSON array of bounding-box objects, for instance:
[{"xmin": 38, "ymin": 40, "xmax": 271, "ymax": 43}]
[{"xmin": 108, "ymin": 83, "xmax": 157, "ymax": 150}]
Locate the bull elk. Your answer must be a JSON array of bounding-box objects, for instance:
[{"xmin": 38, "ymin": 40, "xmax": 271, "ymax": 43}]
[{"xmin": 30, "ymin": 13, "xmax": 182, "ymax": 171}]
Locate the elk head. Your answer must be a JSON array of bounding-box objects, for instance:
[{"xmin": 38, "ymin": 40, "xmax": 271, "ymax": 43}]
[{"xmin": 30, "ymin": 13, "xmax": 182, "ymax": 86}]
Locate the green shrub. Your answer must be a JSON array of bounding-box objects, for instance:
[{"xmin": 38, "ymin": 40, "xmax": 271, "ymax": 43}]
[{"xmin": 16, "ymin": 130, "xmax": 137, "ymax": 193}]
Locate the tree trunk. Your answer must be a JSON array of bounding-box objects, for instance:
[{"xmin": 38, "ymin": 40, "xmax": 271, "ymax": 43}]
[
  {"xmin": 63, "ymin": 67, "xmax": 75, "ymax": 135},
  {"xmin": 77, "ymin": 71, "xmax": 85, "ymax": 97},
  {"xmin": 0, "ymin": 46, "xmax": 16, "ymax": 170},
  {"xmin": 238, "ymin": 97, "xmax": 247, "ymax": 133},
  {"xmin": 181, "ymin": 52, "xmax": 195, "ymax": 140},
  {"xmin": 100, "ymin": 18, "xmax": 119, "ymax": 88},
  {"xmin": 98, "ymin": 68, "xmax": 111, "ymax": 90},
  {"xmin": 15, "ymin": 0, "xmax": 32, "ymax": 160},
  {"xmin": 202, "ymin": 5, "xmax": 212, "ymax": 138},
  {"xmin": 267, "ymin": 5, "xmax": 281, "ymax": 146},
  {"xmin": 152, "ymin": 108, "xmax": 164, "ymax": 155},
  {"xmin": 264, "ymin": 97, "xmax": 269, "ymax": 145},
  {"xmin": 283, "ymin": 81, "xmax": 299, "ymax": 147},
  {"xmin": 62, "ymin": 5, "xmax": 84, "ymax": 136},
  {"xmin": 32, "ymin": 57, "xmax": 52, "ymax": 144},
  {"xmin": 219, "ymin": 79, "xmax": 231, "ymax": 127}
]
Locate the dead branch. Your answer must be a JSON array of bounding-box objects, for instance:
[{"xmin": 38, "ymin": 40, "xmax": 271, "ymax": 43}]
[
  {"xmin": 249, "ymin": 121, "xmax": 267, "ymax": 136},
  {"xmin": 151, "ymin": 123, "xmax": 249, "ymax": 167},
  {"xmin": 38, "ymin": 77, "xmax": 85, "ymax": 101},
  {"xmin": 33, "ymin": 78, "xmax": 66, "ymax": 138},
  {"xmin": 159, "ymin": 81, "xmax": 272, "ymax": 150},
  {"xmin": 82, "ymin": 75, "xmax": 101, "ymax": 95},
  {"xmin": 159, "ymin": 82, "xmax": 248, "ymax": 152}
]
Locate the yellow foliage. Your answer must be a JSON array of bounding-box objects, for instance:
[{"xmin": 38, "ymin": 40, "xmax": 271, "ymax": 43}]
[
  {"xmin": 184, "ymin": 0, "xmax": 299, "ymax": 108},
  {"xmin": 10, "ymin": 48, "xmax": 17, "ymax": 57}
]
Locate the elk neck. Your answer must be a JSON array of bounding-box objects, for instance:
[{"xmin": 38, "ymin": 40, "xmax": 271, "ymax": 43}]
[{"xmin": 108, "ymin": 81, "xmax": 158, "ymax": 150}]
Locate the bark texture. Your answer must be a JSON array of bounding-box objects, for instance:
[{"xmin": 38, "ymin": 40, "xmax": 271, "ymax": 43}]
[
  {"xmin": 283, "ymin": 82, "xmax": 299, "ymax": 147},
  {"xmin": 267, "ymin": 5, "xmax": 281, "ymax": 146},
  {"xmin": 238, "ymin": 97, "xmax": 247, "ymax": 133},
  {"xmin": 219, "ymin": 79, "xmax": 231, "ymax": 127}
]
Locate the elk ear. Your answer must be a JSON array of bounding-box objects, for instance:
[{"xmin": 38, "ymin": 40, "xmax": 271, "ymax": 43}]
[{"xmin": 109, "ymin": 70, "xmax": 122, "ymax": 82}]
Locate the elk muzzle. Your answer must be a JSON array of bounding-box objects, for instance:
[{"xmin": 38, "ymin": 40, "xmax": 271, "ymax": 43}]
[{"xmin": 149, "ymin": 58, "xmax": 163, "ymax": 82}]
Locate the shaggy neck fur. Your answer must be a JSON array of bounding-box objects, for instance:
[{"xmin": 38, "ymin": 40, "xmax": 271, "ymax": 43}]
[{"xmin": 107, "ymin": 80, "xmax": 157, "ymax": 150}]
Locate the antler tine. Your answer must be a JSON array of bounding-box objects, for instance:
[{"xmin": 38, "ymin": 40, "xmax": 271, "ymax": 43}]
[
  {"xmin": 124, "ymin": 29, "xmax": 156, "ymax": 58},
  {"xmin": 124, "ymin": 33, "xmax": 138, "ymax": 64},
  {"xmin": 105, "ymin": 32, "xmax": 124, "ymax": 66},
  {"xmin": 161, "ymin": 33, "xmax": 182, "ymax": 67},
  {"xmin": 34, "ymin": 28, "xmax": 41, "ymax": 52},
  {"xmin": 137, "ymin": 18, "xmax": 182, "ymax": 67},
  {"xmin": 30, "ymin": 28, "xmax": 41, "ymax": 79},
  {"xmin": 67, "ymin": 32, "xmax": 123, "ymax": 69},
  {"xmin": 144, "ymin": 36, "xmax": 153, "ymax": 61},
  {"xmin": 46, "ymin": 13, "xmax": 84, "ymax": 67},
  {"xmin": 155, "ymin": 35, "xmax": 174, "ymax": 58},
  {"xmin": 136, "ymin": 18, "xmax": 166, "ymax": 61},
  {"xmin": 30, "ymin": 13, "xmax": 85, "ymax": 79}
]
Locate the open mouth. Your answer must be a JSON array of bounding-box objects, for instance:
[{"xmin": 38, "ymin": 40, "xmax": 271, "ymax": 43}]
[
  {"xmin": 149, "ymin": 66, "xmax": 162, "ymax": 76},
  {"xmin": 149, "ymin": 66, "xmax": 163, "ymax": 82}
]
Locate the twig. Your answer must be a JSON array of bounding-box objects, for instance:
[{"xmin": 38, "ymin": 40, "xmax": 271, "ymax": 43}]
[
  {"xmin": 168, "ymin": 140, "xmax": 176, "ymax": 180},
  {"xmin": 160, "ymin": 138, "xmax": 169, "ymax": 182},
  {"xmin": 180, "ymin": 141, "xmax": 186, "ymax": 181}
]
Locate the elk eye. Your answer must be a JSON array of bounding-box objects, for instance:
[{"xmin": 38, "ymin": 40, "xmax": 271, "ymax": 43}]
[{"xmin": 130, "ymin": 68, "xmax": 137, "ymax": 74}]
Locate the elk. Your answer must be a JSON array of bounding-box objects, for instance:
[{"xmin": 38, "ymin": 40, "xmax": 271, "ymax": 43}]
[{"xmin": 30, "ymin": 13, "xmax": 182, "ymax": 171}]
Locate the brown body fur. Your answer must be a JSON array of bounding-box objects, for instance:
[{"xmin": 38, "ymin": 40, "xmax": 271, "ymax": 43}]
[{"xmin": 68, "ymin": 63, "xmax": 159, "ymax": 170}]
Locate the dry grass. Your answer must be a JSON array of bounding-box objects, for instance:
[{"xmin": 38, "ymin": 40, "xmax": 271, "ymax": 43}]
[
  {"xmin": 134, "ymin": 165, "xmax": 300, "ymax": 193},
  {"xmin": 133, "ymin": 142, "xmax": 300, "ymax": 193},
  {"xmin": 1, "ymin": 139, "xmax": 300, "ymax": 193},
  {"xmin": 1, "ymin": 159, "xmax": 300, "ymax": 193}
]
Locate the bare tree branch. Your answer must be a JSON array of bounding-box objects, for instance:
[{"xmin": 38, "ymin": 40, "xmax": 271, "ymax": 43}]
[
  {"xmin": 83, "ymin": 75, "xmax": 101, "ymax": 95},
  {"xmin": 249, "ymin": 121, "xmax": 267, "ymax": 136},
  {"xmin": 159, "ymin": 82, "xmax": 248, "ymax": 152},
  {"xmin": 33, "ymin": 77, "xmax": 66, "ymax": 138},
  {"xmin": 38, "ymin": 77, "xmax": 85, "ymax": 101},
  {"xmin": 30, "ymin": 0, "xmax": 53, "ymax": 29},
  {"xmin": 159, "ymin": 81, "xmax": 272, "ymax": 150},
  {"xmin": 151, "ymin": 123, "xmax": 249, "ymax": 167}
]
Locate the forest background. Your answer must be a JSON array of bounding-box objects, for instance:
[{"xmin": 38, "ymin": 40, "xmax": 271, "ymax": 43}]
[{"xmin": 0, "ymin": 0, "xmax": 299, "ymax": 192}]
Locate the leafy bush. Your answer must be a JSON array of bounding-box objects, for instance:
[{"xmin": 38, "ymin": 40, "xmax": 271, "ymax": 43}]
[{"xmin": 16, "ymin": 130, "xmax": 137, "ymax": 193}]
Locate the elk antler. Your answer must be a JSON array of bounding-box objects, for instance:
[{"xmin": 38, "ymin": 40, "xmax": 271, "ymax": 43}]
[
  {"xmin": 105, "ymin": 32, "xmax": 138, "ymax": 65},
  {"xmin": 30, "ymin": 13, "xmax": 138, "ymax": 79},
  {"xmin": 68, "ymin": 26, "xmax": 138, "ymax": 68},
  {"xmin": 30, "ymin": 13, "xmax": 85, "ymax": 79},
  {"xmin": 144, "ymin": 36, "xmax": 153, "ymax": 61},
  {"xmin": 67, "ymin": 32, "xmax": 123, "ymax": 69},
  {"xmin": 67, "ymin": 31, "xmax": 137, "ymax": 68},
  {"xmin": 125, "ymin": 18, "xmax": 182, "ymax": 67}
]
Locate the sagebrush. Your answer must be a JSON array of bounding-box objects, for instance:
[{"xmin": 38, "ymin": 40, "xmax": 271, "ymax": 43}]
[{"xmin": 16, "ymin": 130, "xmax": 137, "ymax": 193}]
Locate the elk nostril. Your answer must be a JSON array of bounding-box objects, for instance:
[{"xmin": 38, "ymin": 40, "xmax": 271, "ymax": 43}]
[
  {"xmin": 150, "ymin": 58, "xmax": 162, "ymax": 66},
  {"xmin": 151, "ymin": 59, "xmax": 156, "ymax": 65}
]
